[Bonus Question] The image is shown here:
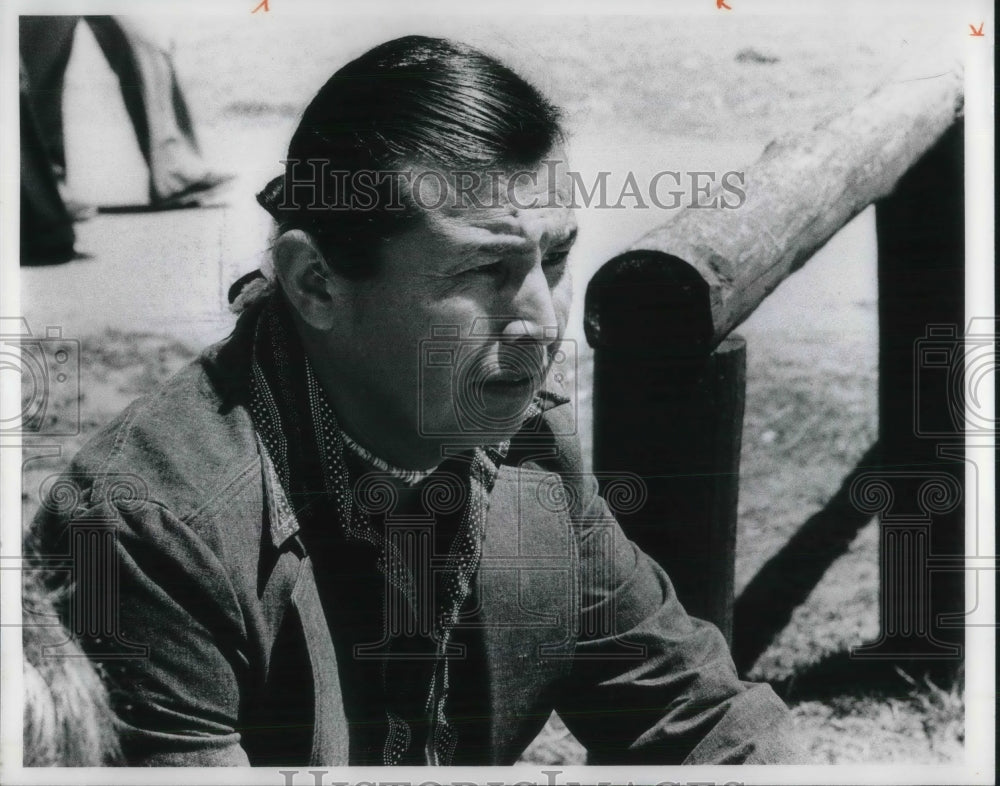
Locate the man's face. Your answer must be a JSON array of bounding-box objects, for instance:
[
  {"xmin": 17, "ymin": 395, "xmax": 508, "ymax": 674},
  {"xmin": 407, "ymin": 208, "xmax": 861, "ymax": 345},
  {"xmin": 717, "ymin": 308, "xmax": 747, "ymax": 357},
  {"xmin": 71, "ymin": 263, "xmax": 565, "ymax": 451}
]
[{"xmin": 326, "ymin": 151, "xmax": 577, "ymax": 462}]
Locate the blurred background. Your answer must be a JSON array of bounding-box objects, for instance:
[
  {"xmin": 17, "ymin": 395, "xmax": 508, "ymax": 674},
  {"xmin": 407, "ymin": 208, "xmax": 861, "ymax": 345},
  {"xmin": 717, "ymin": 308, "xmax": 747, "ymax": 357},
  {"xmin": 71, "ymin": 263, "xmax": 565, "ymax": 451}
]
[{"xmin": 18, "ymin": 10, "xmax": 970, "ymax": 764}]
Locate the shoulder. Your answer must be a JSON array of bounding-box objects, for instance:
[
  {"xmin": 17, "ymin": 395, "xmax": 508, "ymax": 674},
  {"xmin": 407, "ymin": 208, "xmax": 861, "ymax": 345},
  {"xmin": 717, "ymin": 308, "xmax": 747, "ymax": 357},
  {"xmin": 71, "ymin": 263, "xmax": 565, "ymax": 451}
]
[{"xmin": 37, "ymin": 322, "xmax": 262, "ymax": 531}]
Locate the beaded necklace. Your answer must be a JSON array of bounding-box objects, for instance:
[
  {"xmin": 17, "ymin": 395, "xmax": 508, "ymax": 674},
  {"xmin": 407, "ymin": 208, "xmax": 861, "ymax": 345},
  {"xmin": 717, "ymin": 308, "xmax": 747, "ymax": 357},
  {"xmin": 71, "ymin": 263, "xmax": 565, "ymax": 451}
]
[{"xmin": 338, "ymin": 429, "xmax": 439, "ymax": 487}]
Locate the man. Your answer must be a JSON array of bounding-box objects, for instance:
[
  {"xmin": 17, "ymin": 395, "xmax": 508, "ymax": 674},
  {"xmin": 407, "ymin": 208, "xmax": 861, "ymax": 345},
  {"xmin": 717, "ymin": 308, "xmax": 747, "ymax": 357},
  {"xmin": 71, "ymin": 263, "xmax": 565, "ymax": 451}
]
[{"xmin": 32, "ymin": 35, "xmax": 801, "ymax": 766}]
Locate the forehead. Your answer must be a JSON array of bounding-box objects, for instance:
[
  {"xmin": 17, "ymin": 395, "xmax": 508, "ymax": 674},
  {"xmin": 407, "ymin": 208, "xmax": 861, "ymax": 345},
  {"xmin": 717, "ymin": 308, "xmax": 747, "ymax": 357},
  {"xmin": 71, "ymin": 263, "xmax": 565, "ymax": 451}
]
[{"xmin": 409, "ymin": 155, "xmax": 577, "ymax": 249}]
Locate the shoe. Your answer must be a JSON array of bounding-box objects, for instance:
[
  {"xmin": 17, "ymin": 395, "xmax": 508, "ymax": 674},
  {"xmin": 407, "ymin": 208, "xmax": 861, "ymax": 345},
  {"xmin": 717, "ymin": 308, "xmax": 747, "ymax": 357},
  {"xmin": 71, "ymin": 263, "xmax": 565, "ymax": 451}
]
[
  {"xmin": 151, "ymin": 172, "xmax": 236, "ymax": 209},
  {"xmin": 21, "ymin": 245, "xmax": 86, "ymax": 266},
  {"xmin": 64, "ymin": 197, "xmax": 97, "ymax": 222},
  {"xmin": 56, "ymin": 182, "xmax": 97, "ymax": 222},
  {"xmin": 21, "ymin": 221, "xmax": 78, "ymax": 265}
]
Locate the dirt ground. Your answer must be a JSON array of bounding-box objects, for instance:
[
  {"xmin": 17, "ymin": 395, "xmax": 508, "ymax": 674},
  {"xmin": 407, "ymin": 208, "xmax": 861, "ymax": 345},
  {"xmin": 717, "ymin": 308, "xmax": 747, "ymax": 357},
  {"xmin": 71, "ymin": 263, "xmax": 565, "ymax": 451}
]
[{"xmin": 16, "ymin": 8, "xmax": 968, "ymax": 766}]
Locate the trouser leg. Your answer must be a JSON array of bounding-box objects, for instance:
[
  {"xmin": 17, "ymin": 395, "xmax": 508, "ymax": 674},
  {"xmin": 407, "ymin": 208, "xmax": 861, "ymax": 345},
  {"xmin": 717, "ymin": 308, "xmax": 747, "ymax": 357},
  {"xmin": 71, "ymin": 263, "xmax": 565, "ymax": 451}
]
[
  {"xmin": 19, "ymin": 16, "xmax": 81, "ymax": 178},
  {"xmin": 20, "ymin": 59, "xmax": 75, "ymax": 263},
  {"xmin": 84, "ymin": 15, "xmax": 209, "ymax": 201}
]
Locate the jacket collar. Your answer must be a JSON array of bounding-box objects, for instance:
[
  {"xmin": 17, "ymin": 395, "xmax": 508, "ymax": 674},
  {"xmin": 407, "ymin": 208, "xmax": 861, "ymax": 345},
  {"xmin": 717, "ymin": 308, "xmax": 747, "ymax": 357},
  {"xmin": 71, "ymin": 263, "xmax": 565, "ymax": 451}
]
[
  {"xmin": 198, "ymin": 302, "xmax": 302, "ymax": 551},
  {"xmin": 258, "ymin": 430, "xmax": 303, "ymax": 550}
]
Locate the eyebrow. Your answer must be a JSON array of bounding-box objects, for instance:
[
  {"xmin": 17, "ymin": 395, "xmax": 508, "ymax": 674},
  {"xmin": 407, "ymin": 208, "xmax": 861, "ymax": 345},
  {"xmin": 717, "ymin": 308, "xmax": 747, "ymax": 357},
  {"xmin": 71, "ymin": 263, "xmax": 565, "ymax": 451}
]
[
  {"xmin": 468, "ymin": 226, "xmax": 578, "ymax": 257},
  {"xmin": 472, "ymin": 234, "xmax": 533, "ymax": 253},
  {"xmin": 547, "ymin": 227, "xmax": 578, "ymax": 248},
  {"xmin": 436, "ymin": 218, "xmax": 579, "ymax": 275}
]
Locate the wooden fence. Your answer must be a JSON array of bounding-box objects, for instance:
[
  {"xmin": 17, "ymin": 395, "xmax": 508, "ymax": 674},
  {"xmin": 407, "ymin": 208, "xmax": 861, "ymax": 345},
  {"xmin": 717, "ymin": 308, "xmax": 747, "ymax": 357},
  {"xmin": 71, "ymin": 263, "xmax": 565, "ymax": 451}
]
[{"xmin": 584, "ymin": 56, "xmax": 966, "ymax": 672}]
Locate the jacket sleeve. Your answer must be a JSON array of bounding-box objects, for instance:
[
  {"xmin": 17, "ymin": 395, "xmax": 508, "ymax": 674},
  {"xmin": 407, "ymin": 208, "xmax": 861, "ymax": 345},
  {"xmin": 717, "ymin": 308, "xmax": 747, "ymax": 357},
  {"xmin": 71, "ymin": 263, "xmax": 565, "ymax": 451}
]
[
  {"xmin": 552, "ymin": 469, "xmax": 806, "ymax": 764},
  {"xmin": 37, "ymin": 497, "xmax": 253, "ymax": 766}
]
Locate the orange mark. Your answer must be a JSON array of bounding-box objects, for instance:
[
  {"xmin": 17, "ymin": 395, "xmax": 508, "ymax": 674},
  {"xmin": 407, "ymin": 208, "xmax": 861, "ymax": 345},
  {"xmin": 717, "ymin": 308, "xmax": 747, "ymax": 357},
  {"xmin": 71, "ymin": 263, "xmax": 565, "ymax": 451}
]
[
  {"xmin": 252, "ymin": 0, "xmax": 269, "ymax": 12},
  {"xmin": 717, "ymin": 0, "xmax": 732, "ymax": 8},
  {"xmin": 969, "ymin": 22, "xmax": 984, "ymax": 36}
]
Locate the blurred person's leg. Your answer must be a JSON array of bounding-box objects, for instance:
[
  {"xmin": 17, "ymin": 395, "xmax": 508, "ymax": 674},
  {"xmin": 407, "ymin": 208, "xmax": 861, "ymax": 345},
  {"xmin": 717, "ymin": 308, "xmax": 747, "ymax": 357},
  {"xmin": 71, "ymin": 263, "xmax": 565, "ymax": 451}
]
[
  {"xmin": 18, "ymin": 16, "xmax": 81, "ymax": 181},
  {"xmin": 84, "ymin": 16, "xmax": 232, "ymax": 205},
  {"xmin": 20, "ymin": 58, "xmax": 76, "ymax": 266}
]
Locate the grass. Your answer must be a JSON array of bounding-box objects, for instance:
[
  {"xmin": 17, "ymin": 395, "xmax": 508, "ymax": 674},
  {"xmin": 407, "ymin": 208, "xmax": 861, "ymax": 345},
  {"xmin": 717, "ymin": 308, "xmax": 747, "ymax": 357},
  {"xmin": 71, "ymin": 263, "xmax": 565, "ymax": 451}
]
[{"xmin": 792, "ymin": 667, "xmax": 965, "ymax": 763}]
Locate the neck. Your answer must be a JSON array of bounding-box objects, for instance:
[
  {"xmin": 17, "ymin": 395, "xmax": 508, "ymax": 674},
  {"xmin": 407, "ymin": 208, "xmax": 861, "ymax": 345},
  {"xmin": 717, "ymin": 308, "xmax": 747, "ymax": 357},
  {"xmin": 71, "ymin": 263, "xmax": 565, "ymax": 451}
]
[{"xmin": 296, "ymin": 325, "xmax": 444, "ymax": 473}]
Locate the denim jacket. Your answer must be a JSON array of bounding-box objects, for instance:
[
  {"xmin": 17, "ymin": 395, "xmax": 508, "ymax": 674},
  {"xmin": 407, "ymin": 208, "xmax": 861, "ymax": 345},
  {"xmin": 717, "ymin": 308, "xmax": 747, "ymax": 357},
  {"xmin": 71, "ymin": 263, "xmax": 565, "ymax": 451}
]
[{"xmin": 32, "ymin": 311, "xmax": 799, "ymax": 766}]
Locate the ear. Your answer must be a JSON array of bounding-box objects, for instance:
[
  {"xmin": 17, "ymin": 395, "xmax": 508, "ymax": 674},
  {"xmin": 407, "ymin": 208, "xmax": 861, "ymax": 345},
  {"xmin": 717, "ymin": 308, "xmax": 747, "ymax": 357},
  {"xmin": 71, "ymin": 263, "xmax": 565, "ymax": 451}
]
[{"xmin": 272, "ymin": 230, "xmax": 340, "ymax": 330}]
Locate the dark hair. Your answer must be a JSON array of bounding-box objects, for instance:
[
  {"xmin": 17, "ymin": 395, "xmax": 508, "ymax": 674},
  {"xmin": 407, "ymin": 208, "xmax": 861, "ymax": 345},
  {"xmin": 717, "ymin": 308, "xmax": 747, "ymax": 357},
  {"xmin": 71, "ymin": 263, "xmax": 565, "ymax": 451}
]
[{"xmin": 257, "ymin": 35, "xmax": 563, "ymax": 278}]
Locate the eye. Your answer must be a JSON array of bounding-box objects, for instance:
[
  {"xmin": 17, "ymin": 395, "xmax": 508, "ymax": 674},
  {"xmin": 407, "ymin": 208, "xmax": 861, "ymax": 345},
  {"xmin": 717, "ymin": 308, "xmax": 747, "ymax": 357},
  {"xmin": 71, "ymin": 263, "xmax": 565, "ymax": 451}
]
[
  {"xmin": 542, "ymin": 249, "xmax": 570, "ymax": 268},
  {"xmin": 468, "ymin": 260, "xmax": 505, "ymax": 276}
]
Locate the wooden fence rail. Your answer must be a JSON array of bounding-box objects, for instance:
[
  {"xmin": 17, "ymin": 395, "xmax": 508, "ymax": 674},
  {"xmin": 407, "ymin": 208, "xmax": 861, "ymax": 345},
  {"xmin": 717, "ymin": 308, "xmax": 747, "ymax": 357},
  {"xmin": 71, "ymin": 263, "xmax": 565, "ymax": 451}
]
[{"xmin": 584, "ymin": 55, "xmax": 965, "ymax": 666}]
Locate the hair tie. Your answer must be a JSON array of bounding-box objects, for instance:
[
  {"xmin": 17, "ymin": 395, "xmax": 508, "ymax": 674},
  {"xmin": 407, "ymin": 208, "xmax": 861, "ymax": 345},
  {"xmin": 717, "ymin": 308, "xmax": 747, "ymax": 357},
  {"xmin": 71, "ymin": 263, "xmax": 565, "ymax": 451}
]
[
  {"xmin": 227, "ymin": 269, "xmax": 268, "ymax": 306},
  {"xmin": 255, "ymin": 174, "xmax": 287, "ymax": 221}
]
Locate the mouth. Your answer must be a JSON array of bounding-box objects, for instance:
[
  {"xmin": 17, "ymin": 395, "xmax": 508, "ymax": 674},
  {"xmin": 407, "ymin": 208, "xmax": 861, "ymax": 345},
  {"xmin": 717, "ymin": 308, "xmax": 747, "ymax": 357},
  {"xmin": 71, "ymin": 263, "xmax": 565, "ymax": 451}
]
[
  {"xmin": 485, "ymin": 369, "xmax": 537, "ymax": 386},
  {"xmin": 482, "ymin": 355, "xmax": 548, "ymax": 390},
  {"xmin": 480, "ymin": 377, "xmax": 538, "ymax": 401},
  {"xmin": 465, "ymin": 342, "xmax": 552, "ymax": 405}
]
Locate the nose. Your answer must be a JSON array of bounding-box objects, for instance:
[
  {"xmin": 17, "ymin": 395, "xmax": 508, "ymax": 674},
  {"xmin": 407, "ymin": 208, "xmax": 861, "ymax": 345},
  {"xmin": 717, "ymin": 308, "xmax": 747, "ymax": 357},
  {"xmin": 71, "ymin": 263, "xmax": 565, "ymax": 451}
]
[{"xmin": 501, "ymin": 263, "xmax": 559, "ymax": 346}]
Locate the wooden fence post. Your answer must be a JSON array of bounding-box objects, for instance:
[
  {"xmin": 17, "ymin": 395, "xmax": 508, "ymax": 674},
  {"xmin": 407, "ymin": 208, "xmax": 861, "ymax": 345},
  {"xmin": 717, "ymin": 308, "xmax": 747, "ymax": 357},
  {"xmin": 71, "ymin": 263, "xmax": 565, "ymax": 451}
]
[
  {"xmin": 853, "ymin": 119, "xmax": 965, "ymax": 660},
  {"xmin": 585, "ymin": 264, "xmax": 745, "ymax": 644}
]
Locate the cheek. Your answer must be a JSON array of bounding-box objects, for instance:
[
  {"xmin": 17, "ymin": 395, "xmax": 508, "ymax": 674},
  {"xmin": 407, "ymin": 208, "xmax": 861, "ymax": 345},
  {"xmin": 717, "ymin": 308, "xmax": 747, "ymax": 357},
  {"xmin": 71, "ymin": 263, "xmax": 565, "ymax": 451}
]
[
  {"xmin": 376, "ymin": 295, "xmax": 485, "ymax": 381},
  {"xmin": 361, "ymin": 286, "xmax": 431, "ymax": 339},
  {"xmin": 348, "ymin": 298, "xmax": 427, "ymax": 384},
  {"xmin": 424, "ymin": 293, "xmax": 494, "ymax": 339}
]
